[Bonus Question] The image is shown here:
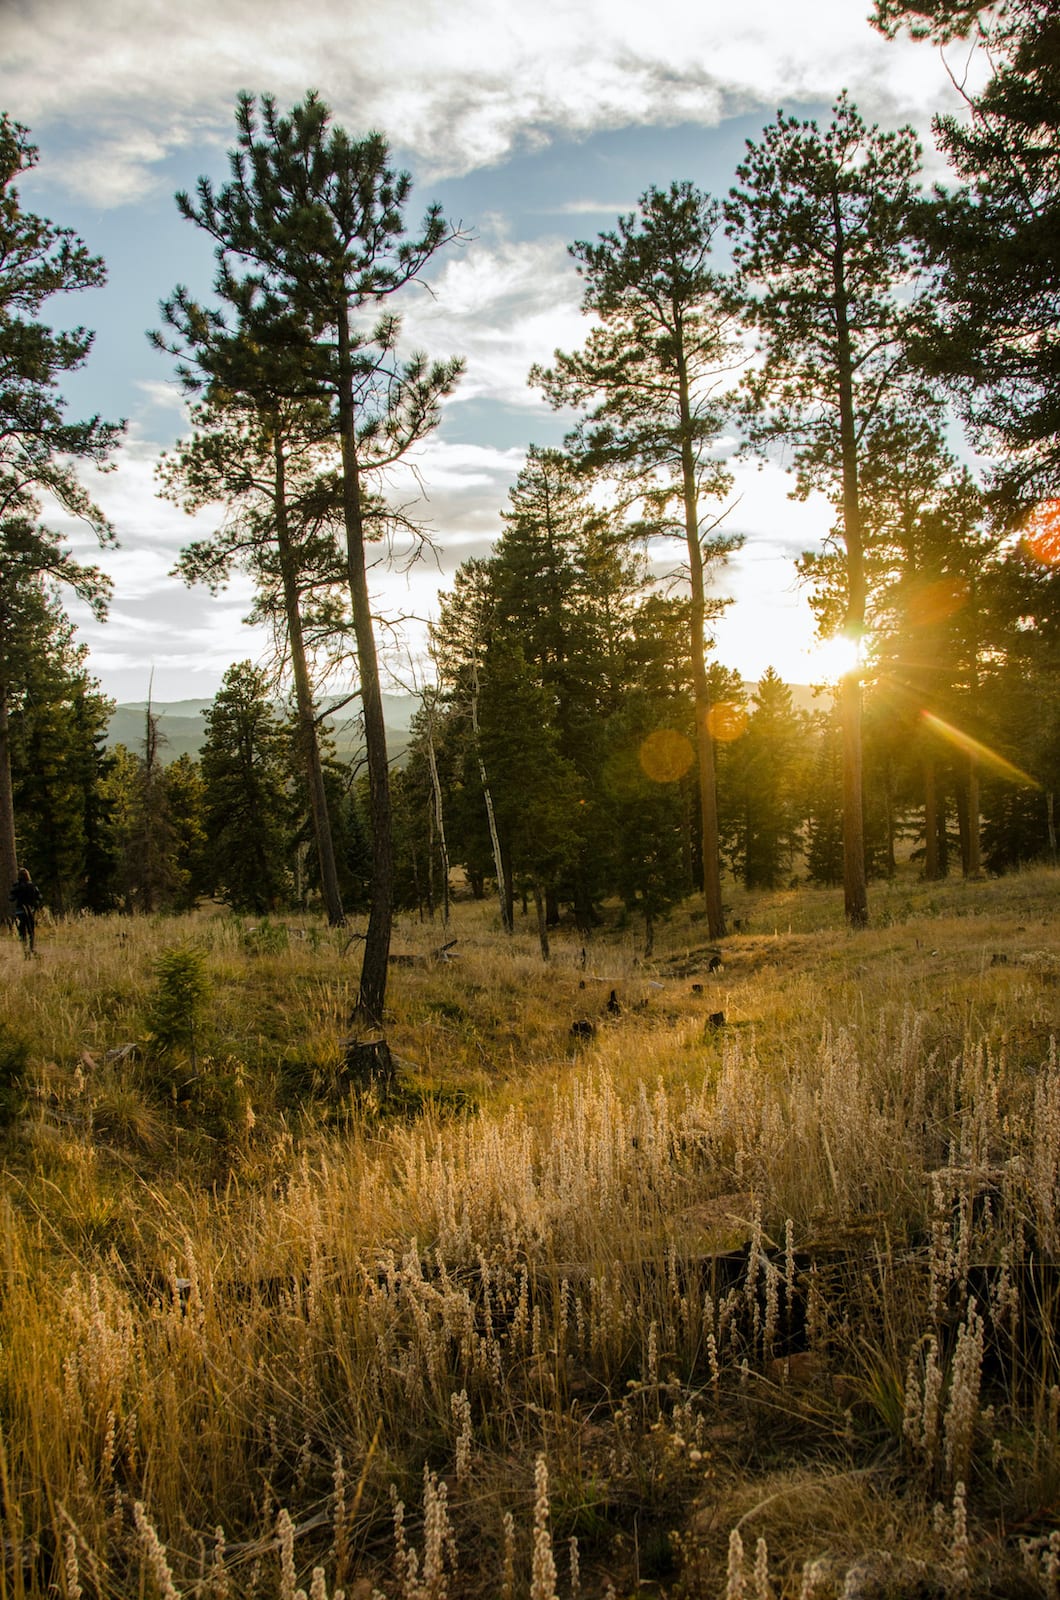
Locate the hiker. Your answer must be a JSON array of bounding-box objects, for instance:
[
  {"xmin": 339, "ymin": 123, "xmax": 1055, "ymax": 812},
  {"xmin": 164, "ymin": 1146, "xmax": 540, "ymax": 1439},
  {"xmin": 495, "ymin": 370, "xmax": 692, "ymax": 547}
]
[{"xmin": 10, "ymin": 867, "xmax": 43, "ymax": 955}]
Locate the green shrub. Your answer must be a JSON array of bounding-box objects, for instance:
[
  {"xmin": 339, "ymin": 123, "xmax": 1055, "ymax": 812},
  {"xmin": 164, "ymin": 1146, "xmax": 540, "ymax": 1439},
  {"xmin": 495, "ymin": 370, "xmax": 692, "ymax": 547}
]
[{"xmin": 145, "ymin": 944, "xmax": 210, "ymax": 1065}]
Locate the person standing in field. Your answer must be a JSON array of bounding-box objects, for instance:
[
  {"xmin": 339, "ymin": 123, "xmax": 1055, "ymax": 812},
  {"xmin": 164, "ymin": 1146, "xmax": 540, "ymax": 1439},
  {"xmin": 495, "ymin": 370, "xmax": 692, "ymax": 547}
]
[{"xmin": 10, "ymin": 867, "xmax": 43, "ymax": 956}]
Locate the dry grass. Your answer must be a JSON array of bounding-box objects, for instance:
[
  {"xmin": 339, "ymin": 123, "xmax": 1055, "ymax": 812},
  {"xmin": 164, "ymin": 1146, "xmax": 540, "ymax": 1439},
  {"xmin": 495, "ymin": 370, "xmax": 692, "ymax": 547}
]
[{"xmin": 0, "ymin": 868, "xmax": 1058, "ymax": 1598}]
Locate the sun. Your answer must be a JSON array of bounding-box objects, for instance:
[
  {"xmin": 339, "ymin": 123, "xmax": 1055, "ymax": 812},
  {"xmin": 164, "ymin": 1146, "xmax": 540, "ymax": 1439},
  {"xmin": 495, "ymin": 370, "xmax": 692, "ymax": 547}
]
[{"xmin": 805, "ymin": 632, "xmax": 863, "ymax": 685}]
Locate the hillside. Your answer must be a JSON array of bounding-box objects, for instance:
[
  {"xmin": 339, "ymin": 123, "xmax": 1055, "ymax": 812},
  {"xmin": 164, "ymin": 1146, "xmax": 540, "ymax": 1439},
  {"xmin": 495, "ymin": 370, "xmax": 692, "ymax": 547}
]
[
  {"xmin": 106, "ymin": 692, "xmax": 418, "ymax": 763},
  {"xmin": 106, "ymin": 684, "xmax": 826, "ymax": 764}
]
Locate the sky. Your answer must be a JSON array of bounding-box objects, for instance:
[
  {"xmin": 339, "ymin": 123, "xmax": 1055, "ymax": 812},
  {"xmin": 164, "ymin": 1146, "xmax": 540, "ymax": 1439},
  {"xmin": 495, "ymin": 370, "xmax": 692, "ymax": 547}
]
[{"xmin": 1, "ymin": 0, "xmax": 979, "ymax": 705}]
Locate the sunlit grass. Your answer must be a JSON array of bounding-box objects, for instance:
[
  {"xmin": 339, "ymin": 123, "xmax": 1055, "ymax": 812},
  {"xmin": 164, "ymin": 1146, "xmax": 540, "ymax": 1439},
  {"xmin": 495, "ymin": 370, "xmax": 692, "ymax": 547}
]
[{"xmin": 0, "ymin": 866, "xmax": 1058, "ymax": 1597}]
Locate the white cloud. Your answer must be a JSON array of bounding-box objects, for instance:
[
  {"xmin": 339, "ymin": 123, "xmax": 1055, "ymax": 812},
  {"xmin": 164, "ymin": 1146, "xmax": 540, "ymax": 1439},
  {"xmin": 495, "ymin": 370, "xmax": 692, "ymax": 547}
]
[
  {"xmin": 135, "ymin": 380, "xmax": 194, "ymax": 418},
  {"xmin": 399, "ymin": 235, "xmax": 586, "ymax": 408},
  {"xmin": 2, "ymin": 0, "xmax": 983, "ymax": 699},
  {"xmin": 2, "ymin": 0, "xmax": 976, "ymax": 206}
]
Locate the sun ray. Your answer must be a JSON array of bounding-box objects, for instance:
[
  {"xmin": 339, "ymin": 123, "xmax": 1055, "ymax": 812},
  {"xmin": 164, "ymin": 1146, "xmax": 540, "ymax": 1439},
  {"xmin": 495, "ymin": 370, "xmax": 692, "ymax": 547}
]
[{"xmin": 920, "ymin": 711, "xmax": 1040, "ymax": 787}]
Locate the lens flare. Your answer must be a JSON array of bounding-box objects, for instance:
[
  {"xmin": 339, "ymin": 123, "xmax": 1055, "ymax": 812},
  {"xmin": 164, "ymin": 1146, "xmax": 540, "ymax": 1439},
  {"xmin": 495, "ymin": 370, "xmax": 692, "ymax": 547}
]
[
  {"xmin": 921, "ymin": 712, "xmax": 1039, "ymax": 787},
  {"xmin": 638, "ymin": 728, "xmax": 694, "ymax": 783},
  {"xmin": 706, "ymin": 702, "xmax": 747, "ymax": 742},
  {"xmin": 1022, "ymin": 499, "xmax": 1060, "ymax": 565},
  {"xmin": 907, "ymin": 577, "xmax": 969, "ymax": 628}
]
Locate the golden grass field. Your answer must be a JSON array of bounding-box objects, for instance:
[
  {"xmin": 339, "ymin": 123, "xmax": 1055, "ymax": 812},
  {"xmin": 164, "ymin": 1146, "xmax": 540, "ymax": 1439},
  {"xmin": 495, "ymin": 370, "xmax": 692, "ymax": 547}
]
[{"xmin": 1, "ymin": 867, "xmax": 1059, "ymax": 1599}]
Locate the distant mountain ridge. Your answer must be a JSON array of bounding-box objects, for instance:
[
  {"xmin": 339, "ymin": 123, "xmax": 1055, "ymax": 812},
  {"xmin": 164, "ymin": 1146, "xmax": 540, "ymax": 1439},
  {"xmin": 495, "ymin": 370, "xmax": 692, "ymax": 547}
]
[
  {"xmin": 106, "ymin": 694, "xmax": 417, "ymax": 765},
  {"xmin": 106, "ymin": 684, "xmax": 827, "ymax": 765}
]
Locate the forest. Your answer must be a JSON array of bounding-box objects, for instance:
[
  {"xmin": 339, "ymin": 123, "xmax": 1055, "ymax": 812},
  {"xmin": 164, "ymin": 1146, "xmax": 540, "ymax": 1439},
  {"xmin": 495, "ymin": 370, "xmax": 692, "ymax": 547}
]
[
  {"xmin": 2, "ymin": 1, "xmax": 1060, "ymax": 1597},
  {"xmin": 1, "ymin": 5, "xmax": 1057, "ymax": 980}
]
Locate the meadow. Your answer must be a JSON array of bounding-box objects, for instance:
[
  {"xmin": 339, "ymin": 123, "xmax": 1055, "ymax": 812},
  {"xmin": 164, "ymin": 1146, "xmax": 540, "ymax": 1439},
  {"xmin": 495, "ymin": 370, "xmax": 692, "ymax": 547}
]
[{"xmin": 1, "ymin": 868, "xmax": 1059, "ymax": 1599}]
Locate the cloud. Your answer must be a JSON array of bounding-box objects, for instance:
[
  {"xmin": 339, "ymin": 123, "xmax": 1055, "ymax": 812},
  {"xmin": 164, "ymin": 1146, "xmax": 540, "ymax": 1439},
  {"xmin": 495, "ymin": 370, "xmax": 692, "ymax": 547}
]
[
  {"xmin": 134, "ymin": 380, "xmax": 194, "ymax": 419},
  {"xmin": 400, "ymin": 235, "xmax": 586, "ymax": 408},
  {"xmin": 2, "ymin": 0, "xmax": 975, "ymax": 206}
]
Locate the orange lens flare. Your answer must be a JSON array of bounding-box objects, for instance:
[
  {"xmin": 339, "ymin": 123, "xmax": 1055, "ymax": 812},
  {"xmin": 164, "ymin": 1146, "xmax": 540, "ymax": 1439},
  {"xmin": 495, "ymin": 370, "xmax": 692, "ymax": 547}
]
[
  {"xmin": 706, "ymin": 702, "xmax": 747, "ymax": 742},
  {"xmin": 638, "ymin": 728, "xmax": 695, "ymax": 783},
  {"xmin": 920, "ymin": 711, "xmax": 1039, "ymax": 787},
  {"xmin": 1022, "ymin": 498, "xmax": 1060, "ymax": 565},
  {"xmin": 907, "ymin": 577, "xmax": 969, "ymax": 628}
]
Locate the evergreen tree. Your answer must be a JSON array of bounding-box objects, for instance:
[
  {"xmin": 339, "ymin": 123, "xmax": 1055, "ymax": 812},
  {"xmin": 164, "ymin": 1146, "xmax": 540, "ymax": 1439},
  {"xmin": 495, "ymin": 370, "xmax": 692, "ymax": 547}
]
[
  {"xmin": 476, "ymin": 639, "xmax": 583, "ymax": 959},
  {"xmin": 159, "ymin": 91, "xmax": 463, "ymax": 1033},
  {"xmin": 875, "ymin": 0, "xmax": 1060, "ymax": 518},
  {"xmin": 533, "ymin": 183, "xmax": 741, "ymax": 940},
  {"xmin": 8, "ymin": 600, "xmax": 116, "ymax": 912},
  {"xmin": 0, "ymin": 115, "xmax": 122, "ymax": 896},
  {"xmin": 799, "ymin": 420, "xmax": 997, "ymax": 878},
  {"xmin": 724, "ymin": 670, "xmax": 809, "ymax": 890},
  {"xmin": 489, "ymin": 449, "xmax": 644, "ymax": 927},
  {"xmin": 726, "ymin": 94, "xmax": 937, "ymax": 926},
  {"xmin": 160, "ymin": 396, "xmax": 349, "ymax": 925},
  {"xmin": 200, "ymin": 662, "xmax": 293, "ymax": 912},
  {"xmin": 804, "ymin": 706, "xmax": 846, "ymax": 887},
  {"xmin": 163, "ymin": 754, "xmax": 209, "ymax": 909},
  {"xmin": 976, "ymin": 542, "xmax": 1060, "ymax": 868}
]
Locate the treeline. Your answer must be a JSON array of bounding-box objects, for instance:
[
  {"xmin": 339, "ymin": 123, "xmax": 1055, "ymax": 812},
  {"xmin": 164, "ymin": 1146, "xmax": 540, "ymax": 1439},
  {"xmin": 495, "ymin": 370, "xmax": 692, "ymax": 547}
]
[
  {"xmin": 12, "ymin": 466, "xmax": 1053, "ymax": 944},
  {"xmin": 2, "ymin": 0, "xmax": 1059, "ymax": 987},
  {"xmin": 9, "ymin": 648, "xmax": 372, "ymax": 916}
]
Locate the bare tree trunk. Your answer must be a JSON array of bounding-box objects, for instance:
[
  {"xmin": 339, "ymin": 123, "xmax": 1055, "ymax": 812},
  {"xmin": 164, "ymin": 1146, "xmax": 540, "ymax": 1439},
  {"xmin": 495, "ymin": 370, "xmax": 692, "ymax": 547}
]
[
  {"xmin": 833, "ymin": 201, "xmax": 869, "ymax": 928},
  {"xmin": 533, "ymin": 882, "xmax": 550, "ymax": 963},
  {"xmin": 838, "ymin": 672, "xmax": 866, "ymax": 923},
  {"xmin": 423, "ymin": 697, "xmax": 450, "ymax": 929},
  {"xmin": 338, "ymin": 314, "xmax": 392, "ymax": 1033},
  {"xmin": 923, "ymin": 757, "xmax": 940, "ymax": 880},
  {"xmin": 964, "ymin": 759, "xmax": 982, "ymax": 878},
  {"xmin": 273, "ymin": 428, "xmax": 344, "ymax": 928},
  {"xmin": 273, "ymin": 429, "xmax": 345, "ymax": 927},
  {"xmin": 470, "ymin": 664, "xmax": 512, "ymax": 934},
  {"xmin": 676, "ymin": 343, "xmax": 726, "ymax": 940}
]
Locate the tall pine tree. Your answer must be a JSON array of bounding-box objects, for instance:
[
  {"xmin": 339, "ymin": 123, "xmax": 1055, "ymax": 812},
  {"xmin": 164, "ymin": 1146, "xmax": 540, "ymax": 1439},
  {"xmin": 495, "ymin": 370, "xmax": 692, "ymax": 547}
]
[
  {"xmin": 159, "ymin": 91, "xmax": 462, "ymax": 1034},
  {"xmin": 0, "ymin": 115, "xmax": 122, "ymax": 898},
  {"xmin": 533, "ymin": 183, "xmax": 741, "ymax": 939},
  {"xmin": 726, "ymin": 94, "xmax": 937, "ymax": 925}
]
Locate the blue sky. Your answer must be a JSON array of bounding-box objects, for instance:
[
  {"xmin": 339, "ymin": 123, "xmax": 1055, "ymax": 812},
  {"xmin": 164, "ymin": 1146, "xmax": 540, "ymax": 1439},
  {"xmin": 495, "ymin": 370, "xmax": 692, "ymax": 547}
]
[{"xmin": 1, "ymin": 0, "xmax": 976, "ymax": 703}]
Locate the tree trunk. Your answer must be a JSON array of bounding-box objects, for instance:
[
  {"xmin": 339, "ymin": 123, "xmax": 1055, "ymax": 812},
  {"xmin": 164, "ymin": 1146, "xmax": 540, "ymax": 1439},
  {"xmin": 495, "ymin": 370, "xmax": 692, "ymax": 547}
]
[
  {"xmin": 273, "ymin": 429, "xmax": 345, "ymax": 928},
  {"xmin": 964, "ymin": 759, "xmax": 982, "ymax": 878},
  {"xmin": 423, "ymin": 701, "xmax": 450, "ymax": 928},
  {"xmin": 838, "ymin": 673, "xmax": 867, "ymax": 924},
  {"xmin": 923, "ymin": 756, "xmax": 940, "ymax": 880},
  {"xmin": 533, "ymin": 882, "xmax": 550, "ymax": 963},
  {"xmin": 338, "ymin": 313, "xmax": 392, "ymax": 1032},
  {"xmin": 676, "ymin": 333, "xmax": 726, "ymax": 940},
  {"xmin": 0, "ymin": 681, "xmax": 17, "ymax": 916},
  {"xmin": 424, "ymin": 805, "xmax": 435, "ymax": 919},
  {"xmin": 937, "ymin": 795, "xmax": 950, "ymax": 878},
  {"xmin": 470, "ymin": 664, "xmax": 512, "ymax": 934},
  {"xmin": 832, "ymin": 198, "xmax": 869, "ymax": 928},
  {"xmin": 644, "ymin": 905, "xmax": 655, "ymax": 959},
  {"xmin": 1048, "ymin": 791, "xmax": 1057, "ymax": 863},
  {"xmin": 955, "ymin": 780, "xmax": 970, "ymax": 875}
]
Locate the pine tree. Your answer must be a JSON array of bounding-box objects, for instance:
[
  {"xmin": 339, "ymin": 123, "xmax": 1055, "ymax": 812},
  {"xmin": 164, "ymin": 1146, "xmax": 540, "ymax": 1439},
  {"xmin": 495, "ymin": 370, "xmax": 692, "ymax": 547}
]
[
  {"xmin": 726, "ymin": 94, "xmax": 937, "ymax": 926},
  {"xmin": 8, "ymin": 600, "xmax": 116, "ymax": 912},
  {"xmin": 874, "ymin": 1, "xmax": 1060, "ymax": 519},
  {"xmin": 200, "ymin": 662, "xmax": 293, "ymax": 912},
  {"xmin": 160, "ymin": 397, "xmax": 348, "ymax": 924},
  {"xmin": 724, "ymin": 670, "xmax": 810, "ymax": 890},
  {"xmin": 158, "ymin": 92, "xmax": 462, "ymax": 1032},
  {"xmin": 532, "ymin": 183, "xmax": 741, "ymax": 940},
  {"xmin": 0, "ymin": 115, "xmax": 122, "ymax": 898}
]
